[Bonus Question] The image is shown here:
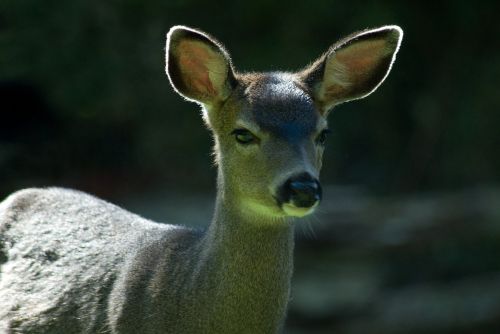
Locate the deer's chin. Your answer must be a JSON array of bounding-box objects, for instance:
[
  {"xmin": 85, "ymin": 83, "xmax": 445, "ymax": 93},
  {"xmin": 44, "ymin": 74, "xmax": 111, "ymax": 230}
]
[
  {"xmin": 242, "ymin": 200, "xmax": 287, "ymax": 219},
  {"xmin": 242, "ymin": 198, "xmax": 318, "ymax": 219},
  {"xmin": 282, "ymin": 202, "xmax": 318, "ymax": 217}
]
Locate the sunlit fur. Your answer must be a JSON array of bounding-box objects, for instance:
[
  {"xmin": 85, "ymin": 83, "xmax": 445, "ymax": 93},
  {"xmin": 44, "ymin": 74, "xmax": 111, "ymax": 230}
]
[{"xmin": 0, "ymin": 25, "xmax": 402, "ymax": 333}]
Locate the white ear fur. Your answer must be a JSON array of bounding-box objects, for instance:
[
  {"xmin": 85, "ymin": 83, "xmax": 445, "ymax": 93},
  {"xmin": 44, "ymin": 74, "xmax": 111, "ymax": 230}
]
[
  {"xmin": 301, "ymin": 25, "xmax": 403, "ymax": 112},
  {"xmin": 166, "ymin": 25, "xmax": 235, "ymax": 105},
  {"xmin": 330, "ymin": 25, "xmax": 403, "ymax": 101}
]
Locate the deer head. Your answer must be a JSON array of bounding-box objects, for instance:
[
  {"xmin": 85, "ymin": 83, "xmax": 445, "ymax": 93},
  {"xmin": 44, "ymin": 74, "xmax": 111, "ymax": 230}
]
[{"xmin": 166, "ymin": 25, "xmax": 402, "ymax": 219}]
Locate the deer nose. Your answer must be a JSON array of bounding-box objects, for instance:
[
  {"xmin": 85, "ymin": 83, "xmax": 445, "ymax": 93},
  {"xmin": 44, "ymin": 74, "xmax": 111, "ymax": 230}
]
[{"xmin": 278, "ymin": 173, "xmax": 322, "ymax": 208}]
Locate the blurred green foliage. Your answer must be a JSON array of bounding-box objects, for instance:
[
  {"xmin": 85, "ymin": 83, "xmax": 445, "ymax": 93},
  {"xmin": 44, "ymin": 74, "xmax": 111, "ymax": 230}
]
[{"xmin": 1, "ymin": 1, "xmax": 499, "ymax": 196}]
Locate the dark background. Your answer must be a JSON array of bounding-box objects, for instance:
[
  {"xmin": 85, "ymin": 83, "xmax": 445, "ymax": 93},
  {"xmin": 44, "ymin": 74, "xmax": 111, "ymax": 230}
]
[{"xmin": 1, "ymin": 1, "xmax": 499, "ymax": 333}]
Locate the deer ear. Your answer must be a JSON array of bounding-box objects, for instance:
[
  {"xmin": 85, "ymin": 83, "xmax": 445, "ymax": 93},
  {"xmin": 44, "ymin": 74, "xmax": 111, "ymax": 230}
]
[
  {"xmin": 299, "ymin": 26, "xmax": 403, "ymax": 112},
  {"xmin": 166, "ymin": 26, "xmax": 236, "ymax": 105}
]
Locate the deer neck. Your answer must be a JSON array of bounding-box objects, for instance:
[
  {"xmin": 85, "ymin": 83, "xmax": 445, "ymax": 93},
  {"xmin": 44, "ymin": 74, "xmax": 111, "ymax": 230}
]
[
  {"xmin": 193, "ymin": 171, "xmax": 295, "ymax": 331},
  {"xmin": 206, "ymin": 171, "xmax": 295, "ymax": 268},
  {"xmin": 206, "ymin": 191, "xmax": 295, "ymax": 268}
]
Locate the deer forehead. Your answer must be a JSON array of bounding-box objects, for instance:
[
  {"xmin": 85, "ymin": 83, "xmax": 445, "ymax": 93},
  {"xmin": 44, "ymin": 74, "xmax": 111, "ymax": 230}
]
[{"xmin": 235, "ymin": 73, "xmax": 323, "ymax": 139}]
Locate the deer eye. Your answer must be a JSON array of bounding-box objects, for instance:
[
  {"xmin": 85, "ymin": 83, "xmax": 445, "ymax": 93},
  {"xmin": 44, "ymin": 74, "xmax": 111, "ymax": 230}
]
[
  {"xmin": 231, "ymin": 129, "xmax": 258, "ymax": 145},
  {"xmin": 315, "ymin": 129, "xmax": 331, "ymax": 146}
]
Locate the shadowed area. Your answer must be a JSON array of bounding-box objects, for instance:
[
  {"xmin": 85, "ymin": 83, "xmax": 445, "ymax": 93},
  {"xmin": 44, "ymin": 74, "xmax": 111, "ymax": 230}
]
[{"xmin": 247, "ymin": 73, "xmax": 318, "ymax": 140}]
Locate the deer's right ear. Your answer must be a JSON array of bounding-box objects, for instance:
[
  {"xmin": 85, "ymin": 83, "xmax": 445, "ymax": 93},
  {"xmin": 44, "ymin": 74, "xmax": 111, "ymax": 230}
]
[
  {"xmin": 166, "ymin": 26, "xmax": 236, "ymax": 105},
  {"xmin": 299, "ymin": 26, "xmax": 403, "ymax": 113}
]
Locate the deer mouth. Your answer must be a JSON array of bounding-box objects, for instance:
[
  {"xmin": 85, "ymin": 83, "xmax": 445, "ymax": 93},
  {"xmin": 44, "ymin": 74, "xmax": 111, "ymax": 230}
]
[
  {"xmin": 273, "ymin": 173, "xmax": 322, "ymax": 217},
  {"xmin": 282, "ymin": 202, "xmax": 319, "ymax": 217}
]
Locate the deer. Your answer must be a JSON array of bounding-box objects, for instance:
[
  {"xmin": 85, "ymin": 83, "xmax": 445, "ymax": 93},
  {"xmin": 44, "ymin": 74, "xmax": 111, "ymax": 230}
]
[{"xmin": 0, "ymin": 25, "xmax": 402, "ymax": 333}]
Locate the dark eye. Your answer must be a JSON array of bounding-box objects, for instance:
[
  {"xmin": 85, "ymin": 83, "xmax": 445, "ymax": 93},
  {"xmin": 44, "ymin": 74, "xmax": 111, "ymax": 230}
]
[
  {"xmin": 316, "ymin": 129, "xmax": 331, "ymax": 146},
  {"xmin": 231, "ymin": 129, "xmax": 257, "ymax": 145}
]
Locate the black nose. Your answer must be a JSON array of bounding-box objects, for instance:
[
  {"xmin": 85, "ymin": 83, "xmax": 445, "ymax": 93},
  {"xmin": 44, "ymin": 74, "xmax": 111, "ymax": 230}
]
[{"xmin": 278, "ymin": 173, "xmax": 322, "ymax": 208}]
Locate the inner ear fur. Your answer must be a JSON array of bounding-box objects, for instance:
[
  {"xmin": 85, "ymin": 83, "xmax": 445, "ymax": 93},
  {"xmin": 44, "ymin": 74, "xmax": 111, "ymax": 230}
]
[
  {"xmin": 166, "ymin": 26, "xmax": 237, "ymax": 105},
  {"xmin": 299, "ymin": 25, "xmax": 403, "ymax": 112}
]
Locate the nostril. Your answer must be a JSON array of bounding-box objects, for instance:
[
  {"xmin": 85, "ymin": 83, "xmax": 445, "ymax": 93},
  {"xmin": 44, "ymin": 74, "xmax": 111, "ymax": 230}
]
[
  {"xmin": 281, "ymin": 175, "xmax": 321, "ymax": 208},
  {"xmin": 289, "ymin": 180, "xmax": 318, "ymax": 194},
  {"xmin": 289, "ymin": 181, "xmax": 320, "ymax": 206}
]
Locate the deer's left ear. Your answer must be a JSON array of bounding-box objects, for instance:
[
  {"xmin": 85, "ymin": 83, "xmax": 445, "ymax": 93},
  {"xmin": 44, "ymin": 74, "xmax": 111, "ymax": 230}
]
[{"xmin": 299, "ymin": 26, "xmax": 403, "ymax": 112}]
